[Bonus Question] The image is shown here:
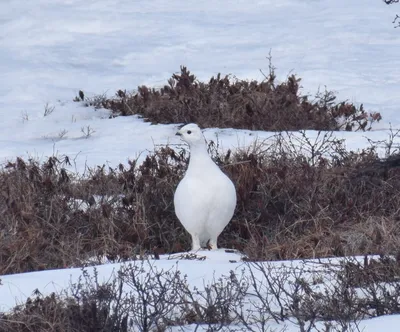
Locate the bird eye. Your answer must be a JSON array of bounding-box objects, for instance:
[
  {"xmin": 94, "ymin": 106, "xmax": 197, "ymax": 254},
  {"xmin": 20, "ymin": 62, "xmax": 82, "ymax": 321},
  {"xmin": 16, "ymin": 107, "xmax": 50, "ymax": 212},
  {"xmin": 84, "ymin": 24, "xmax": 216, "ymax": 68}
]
[{"xmin": 187, "ymin": 130, "xmax": 192, "ymax": 134}]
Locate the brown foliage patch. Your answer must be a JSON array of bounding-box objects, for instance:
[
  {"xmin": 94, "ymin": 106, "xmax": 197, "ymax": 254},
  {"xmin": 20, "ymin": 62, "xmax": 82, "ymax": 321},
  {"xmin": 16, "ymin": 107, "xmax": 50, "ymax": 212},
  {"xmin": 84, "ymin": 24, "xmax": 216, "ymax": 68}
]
[
  {"xmin": 77, "ymin": 66, "xmax": 381, "ymax": 132},
  {"xmin": 1, "ymin": 132, "xmax": 400, "ymax": 274},
  {"xmin": 0, "ymin": 150, "xmax": 188, "ymax": 275},
  {"xmin": 225, "ymin": 135, "xmax": 400, "ymax": 261}
]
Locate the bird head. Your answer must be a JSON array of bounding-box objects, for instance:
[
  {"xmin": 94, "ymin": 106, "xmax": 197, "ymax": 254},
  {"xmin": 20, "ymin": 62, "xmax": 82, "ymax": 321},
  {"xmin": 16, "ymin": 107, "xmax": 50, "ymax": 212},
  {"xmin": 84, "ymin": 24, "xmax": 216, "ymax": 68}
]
[{"xmin": 176, "ymin": 123, "xmax": 205, "ymax": 146}]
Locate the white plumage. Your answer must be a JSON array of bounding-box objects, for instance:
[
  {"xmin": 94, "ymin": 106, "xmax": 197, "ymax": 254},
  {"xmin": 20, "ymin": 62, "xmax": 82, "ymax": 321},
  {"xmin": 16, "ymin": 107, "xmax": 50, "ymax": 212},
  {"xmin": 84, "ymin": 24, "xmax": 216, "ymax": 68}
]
[{"xmin": 174, "ymin": 123, "xmax": 237, "ymax": 251}]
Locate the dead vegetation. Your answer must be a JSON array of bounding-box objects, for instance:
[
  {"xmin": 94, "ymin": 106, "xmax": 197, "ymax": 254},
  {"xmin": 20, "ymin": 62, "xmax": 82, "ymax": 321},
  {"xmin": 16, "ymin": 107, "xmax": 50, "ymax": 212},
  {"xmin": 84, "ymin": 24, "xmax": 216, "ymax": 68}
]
[
  {"xmin": 0, "ymin": 62, "xmax": 396, "ymax": 331},
  {"xmin": 1, "ymin": 130, "xmax": 400, "ymax": 331},
  {"xmin": 0, "ymin": 151, "xmax": 188, "ymax": 275},
  {"xmin": 1, "ymin": 256, "xmax": 400, "ymax": 332},
  {"xmin": 1, "ymin": 130, "xmax": 400, "ymax": 275},
  {"xmin": 227, "ymin": 130, "xmax": 400, "ymax": 261},
  {"xmin": 75, "ymin": 64, "xmax": 381, "ymax": 132}
]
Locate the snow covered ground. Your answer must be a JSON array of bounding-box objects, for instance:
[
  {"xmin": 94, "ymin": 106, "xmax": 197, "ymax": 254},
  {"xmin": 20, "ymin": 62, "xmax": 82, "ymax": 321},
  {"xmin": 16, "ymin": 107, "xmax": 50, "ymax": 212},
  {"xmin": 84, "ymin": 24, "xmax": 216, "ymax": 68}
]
[
  {"xmin": 0, "ymin": 251, "xmax": 398, "ymax": 331},
  {"xmin": 1, "ymin": 0, "xmax": 400, "ymax": 330},
  {"xmin": 1, "ymin": 0, "xmax": 400, "ymax": 173}
]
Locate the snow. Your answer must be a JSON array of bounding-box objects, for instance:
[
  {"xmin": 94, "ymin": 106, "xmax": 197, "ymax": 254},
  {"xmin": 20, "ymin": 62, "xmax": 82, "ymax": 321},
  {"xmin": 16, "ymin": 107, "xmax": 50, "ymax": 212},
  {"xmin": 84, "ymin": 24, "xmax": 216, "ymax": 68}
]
[
  {"xmin": 1, "ymin": 0, "xmax": 400, "ymax": 330},
  {"xmin": 1, "ymin": 0, "xmax": 400, "ymax": 173},
  {"xmin": 1, "ymin": 252, "xmax": 399, "ymax": 331},
  {"xmin": 0, "ymin": 250, "xmax": 241, "ymax": 311}
]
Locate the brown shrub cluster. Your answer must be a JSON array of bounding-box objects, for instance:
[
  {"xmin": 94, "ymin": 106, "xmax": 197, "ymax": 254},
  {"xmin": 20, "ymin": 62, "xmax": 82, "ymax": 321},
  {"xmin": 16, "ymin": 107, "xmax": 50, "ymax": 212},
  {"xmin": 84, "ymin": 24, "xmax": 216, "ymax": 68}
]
[
  {"xmin": 0, "ymin": 151, "xmax": 188, "ymax": 275},
  {"xmin": 1, "ymin": 132, "xmax": 400, "ymax": 275},
  {"xmin": 2, "ymin": 256, "xmax": 400, "ymax": 332},
  {"xmin": 225, "ymin": 134, "xmax": 400, "ymax": 261},
  {"xmin": 77, "ymin": 66, "xmax": 381, "ymax": 131}
]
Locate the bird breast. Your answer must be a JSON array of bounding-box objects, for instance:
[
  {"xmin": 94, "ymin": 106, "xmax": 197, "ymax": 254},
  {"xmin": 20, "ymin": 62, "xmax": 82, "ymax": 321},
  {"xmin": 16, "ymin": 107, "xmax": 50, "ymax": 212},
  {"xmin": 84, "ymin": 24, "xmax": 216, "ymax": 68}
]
[{"xmin": 174, "ymin": 170, "xmax": 236, "ymax": 230}]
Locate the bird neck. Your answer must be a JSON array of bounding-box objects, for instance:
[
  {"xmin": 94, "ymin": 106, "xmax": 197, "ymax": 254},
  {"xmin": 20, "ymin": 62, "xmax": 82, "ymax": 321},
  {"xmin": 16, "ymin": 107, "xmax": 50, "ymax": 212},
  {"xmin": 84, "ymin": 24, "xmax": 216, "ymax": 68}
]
[{"xmin": 187, "ymin": 142, "xmax": 216, "ymax": 171}]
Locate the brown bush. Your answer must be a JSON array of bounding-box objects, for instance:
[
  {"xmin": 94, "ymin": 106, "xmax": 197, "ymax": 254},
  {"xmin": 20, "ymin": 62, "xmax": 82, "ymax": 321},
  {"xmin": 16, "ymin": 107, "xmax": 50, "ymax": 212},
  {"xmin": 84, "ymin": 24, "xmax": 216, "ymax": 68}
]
[
  {"xmin": 0, "ymin": 150, "xmax": 188, "ymax": 275},
  {"xmin": 78, "ymin": 66, "xmax": 381, "ymax": 132},
  {"xmin": 1, "ymin": 132, "xmax": 400, "ymax": 274},
  {"xmin": 224, "ymin": 133, "xmax": 400, "ymax": 261}
]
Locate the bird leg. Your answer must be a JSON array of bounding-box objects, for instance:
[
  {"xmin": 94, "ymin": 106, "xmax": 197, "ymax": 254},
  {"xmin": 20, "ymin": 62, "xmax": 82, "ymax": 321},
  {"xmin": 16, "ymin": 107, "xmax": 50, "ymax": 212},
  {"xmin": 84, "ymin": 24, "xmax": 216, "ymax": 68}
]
[{"xmin": 191, "ymin": 234, "xmax": 201, "ymax": 251}]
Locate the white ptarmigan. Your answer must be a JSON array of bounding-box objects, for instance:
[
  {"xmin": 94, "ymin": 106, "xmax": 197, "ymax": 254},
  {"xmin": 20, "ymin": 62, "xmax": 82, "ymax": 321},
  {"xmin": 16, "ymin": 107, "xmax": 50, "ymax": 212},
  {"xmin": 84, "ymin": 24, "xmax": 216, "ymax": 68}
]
[{"xmin": 174, "ymin": 123, "xmax": 237, "ymax": 251}]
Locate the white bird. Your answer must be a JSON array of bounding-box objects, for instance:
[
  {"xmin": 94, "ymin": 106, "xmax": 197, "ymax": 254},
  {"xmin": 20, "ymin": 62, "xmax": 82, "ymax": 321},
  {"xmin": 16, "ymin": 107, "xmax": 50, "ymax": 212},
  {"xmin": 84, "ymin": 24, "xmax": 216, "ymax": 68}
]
[{"xmin": 174, "ymin": 123, "xmax": 237, "ymax": 251}]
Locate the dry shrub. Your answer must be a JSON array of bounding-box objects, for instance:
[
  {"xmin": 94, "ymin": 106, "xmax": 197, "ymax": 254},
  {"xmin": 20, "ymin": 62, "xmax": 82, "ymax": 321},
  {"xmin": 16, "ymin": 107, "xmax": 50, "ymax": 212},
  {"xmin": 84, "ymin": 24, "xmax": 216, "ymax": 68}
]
[
  {"xmin": 0, "ymin": 263, "xmax": 247, "ymax": 332},
  {"xmin": 0, "ymin": 149, "xmax": 188, "ymax": 275},
  {"xmin": 2, "ymin": 257, "xmax": 400, "ymax": 332},
  {"xmin": 221, "ymin": 133, "xmax": 400, "ymax": 260},
  {"xmin": 78, "ymin": 65, "xmax": 381, "ymax": 132},
  {"xmin": 2, "ymin": 131, "xmax": 400, "ymax": 274},
  {"xmin": 339, "ymin": 255, "xmax": 400, "ymax": 287},
  {"xmin": 337, "ymin": 255, "xmax": 400, "ymax": 318},
  {"xmin": 0, "ymin": 268, "xmax": 129, "ymax": 332}
]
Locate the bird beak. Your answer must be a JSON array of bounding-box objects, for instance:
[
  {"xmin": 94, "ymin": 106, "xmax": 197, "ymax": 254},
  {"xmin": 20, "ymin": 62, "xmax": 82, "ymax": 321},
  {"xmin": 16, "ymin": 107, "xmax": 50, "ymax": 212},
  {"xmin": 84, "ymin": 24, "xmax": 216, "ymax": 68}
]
[{"xmin": 176, "ymin": 131, "xmax": 182, "ymax": 136}]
